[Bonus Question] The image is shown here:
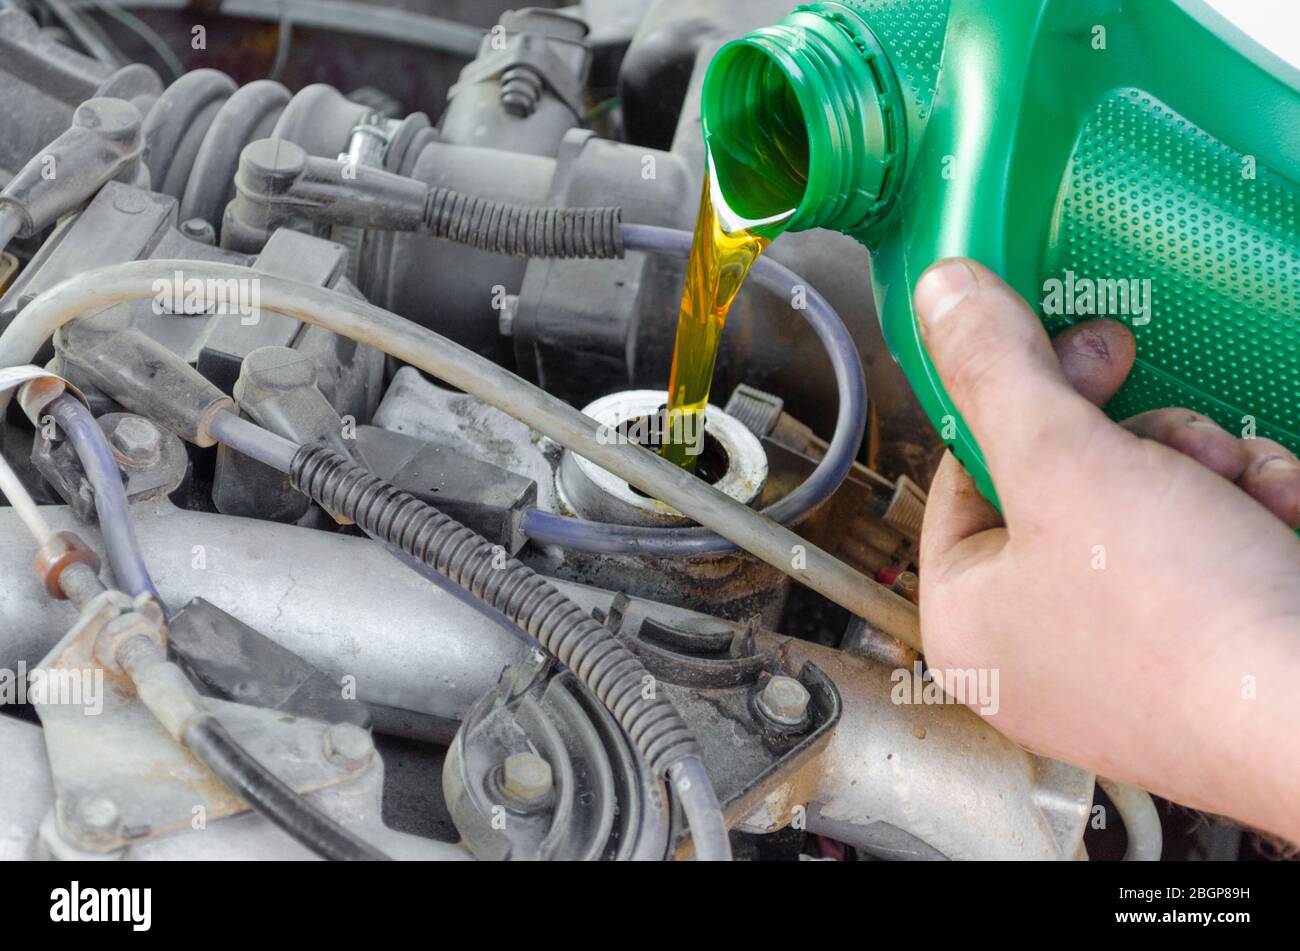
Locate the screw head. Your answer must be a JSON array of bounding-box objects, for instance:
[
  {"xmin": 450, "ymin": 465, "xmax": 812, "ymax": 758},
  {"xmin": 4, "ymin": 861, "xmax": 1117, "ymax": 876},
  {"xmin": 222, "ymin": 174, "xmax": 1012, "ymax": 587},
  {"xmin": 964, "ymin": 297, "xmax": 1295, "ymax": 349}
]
[
  {"xmin": 323, "ymin": 723, "xmax": 373, "ymax": 771},
  {"xmin": 110, "ymin": 416, "xmax": 161, "ymax": 468},
  {"xmin": 758, "ymin": 676, "xmax": 811, "ymax": 727},
  {"xmin": 500, "ymin": 752, "xmax": 552, "ymax": 805}
]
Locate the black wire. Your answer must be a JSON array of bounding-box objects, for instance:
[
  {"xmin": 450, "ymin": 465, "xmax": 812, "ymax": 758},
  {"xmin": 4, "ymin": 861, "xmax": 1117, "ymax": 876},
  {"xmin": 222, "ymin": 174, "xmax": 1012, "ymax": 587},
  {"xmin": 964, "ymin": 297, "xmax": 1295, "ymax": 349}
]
[{"xmin": 185, "ymin": 715, "xmax": 392, "ymax": 861}]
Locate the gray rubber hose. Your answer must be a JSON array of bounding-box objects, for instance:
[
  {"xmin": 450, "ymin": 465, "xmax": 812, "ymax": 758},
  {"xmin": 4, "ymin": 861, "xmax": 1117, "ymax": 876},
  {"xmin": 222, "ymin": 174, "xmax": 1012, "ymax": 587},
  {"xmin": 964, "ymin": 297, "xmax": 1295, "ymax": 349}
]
[{"xmin": 0, "ymin": 255, "xmax": 921, "ymax": 649}]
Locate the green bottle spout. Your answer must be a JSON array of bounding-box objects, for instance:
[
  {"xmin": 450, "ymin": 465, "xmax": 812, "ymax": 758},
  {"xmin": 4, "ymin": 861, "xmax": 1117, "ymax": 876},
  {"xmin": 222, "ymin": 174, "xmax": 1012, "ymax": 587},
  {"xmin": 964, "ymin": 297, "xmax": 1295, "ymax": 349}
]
[{"xmin": 701, "ymin": 3, "xmax": 907, "ymax": 242}]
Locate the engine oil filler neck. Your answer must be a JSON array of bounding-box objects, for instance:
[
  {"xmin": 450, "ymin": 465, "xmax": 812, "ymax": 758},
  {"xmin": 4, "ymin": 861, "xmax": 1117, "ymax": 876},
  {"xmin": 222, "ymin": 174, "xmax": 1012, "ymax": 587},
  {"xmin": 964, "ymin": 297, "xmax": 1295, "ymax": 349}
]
[{"xmin": 558, "ymin": 389, "xmax": 768, "ymax": 529}]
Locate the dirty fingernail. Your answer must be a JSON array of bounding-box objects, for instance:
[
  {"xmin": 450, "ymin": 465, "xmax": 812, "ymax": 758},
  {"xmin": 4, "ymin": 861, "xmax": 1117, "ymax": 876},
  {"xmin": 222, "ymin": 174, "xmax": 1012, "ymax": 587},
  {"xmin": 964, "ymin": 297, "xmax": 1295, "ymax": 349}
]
[{"xmin": 915, "ymin": 260, "xmax": 977, "ymax": 331}]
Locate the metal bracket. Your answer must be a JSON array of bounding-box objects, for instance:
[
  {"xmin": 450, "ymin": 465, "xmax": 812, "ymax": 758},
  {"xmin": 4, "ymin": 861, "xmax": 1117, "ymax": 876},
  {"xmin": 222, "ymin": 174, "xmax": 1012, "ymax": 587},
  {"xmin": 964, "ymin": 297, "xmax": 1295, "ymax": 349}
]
[{"xmin": 33, "ymin": 591, "xmax": 374, "ymax": 854}]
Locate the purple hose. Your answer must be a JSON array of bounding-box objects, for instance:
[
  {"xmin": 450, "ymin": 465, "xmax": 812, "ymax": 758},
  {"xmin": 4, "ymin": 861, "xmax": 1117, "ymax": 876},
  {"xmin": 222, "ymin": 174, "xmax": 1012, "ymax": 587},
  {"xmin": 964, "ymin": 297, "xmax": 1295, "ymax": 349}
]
[
  {"xmin": 518, "ymin": 223, "xmax": 867, "ymax": 557},
  {"xmin": 47, "ymin": 395, "xmax": 162, "ymax": 604}
]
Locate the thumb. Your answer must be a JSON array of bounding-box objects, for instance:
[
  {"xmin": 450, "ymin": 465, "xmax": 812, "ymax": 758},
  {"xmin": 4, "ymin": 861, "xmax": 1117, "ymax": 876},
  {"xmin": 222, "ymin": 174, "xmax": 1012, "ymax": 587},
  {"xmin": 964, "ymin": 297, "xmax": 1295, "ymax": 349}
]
[{"xmin": 914, "ymin": 259, "xmax": 1105, "ymax": 505}]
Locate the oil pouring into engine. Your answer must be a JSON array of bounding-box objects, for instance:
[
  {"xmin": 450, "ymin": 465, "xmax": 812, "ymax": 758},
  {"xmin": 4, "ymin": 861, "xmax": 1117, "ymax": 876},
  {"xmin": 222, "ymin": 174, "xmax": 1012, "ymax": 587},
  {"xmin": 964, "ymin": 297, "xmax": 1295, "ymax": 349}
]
[{"xmin": 659, "ymin": 148, "xmax": 794, "ymax": 471}]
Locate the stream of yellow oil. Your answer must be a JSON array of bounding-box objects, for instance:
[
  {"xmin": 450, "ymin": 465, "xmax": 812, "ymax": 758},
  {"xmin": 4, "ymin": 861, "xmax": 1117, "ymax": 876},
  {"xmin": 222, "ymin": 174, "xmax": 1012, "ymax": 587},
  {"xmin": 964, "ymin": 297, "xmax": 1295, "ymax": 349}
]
[{"xmin": 660, "ymin": 169, "xmax": 771, "ymax": 472}]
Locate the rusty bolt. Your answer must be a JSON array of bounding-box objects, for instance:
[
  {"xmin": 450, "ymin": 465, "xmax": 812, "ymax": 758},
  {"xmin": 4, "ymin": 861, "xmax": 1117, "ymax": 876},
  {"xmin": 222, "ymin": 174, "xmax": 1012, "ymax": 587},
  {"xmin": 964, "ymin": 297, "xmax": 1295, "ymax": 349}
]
[
  {"xmin": 757, "ymin": 676, "xmax": 811, "ymax": 727},
  {"xmin": 324, "ymin": 722, "xmax": 373, "ymax": 772},
  {"xmin": 501, "ymin": 751, "xmax": 552, "ymax": 805},
  {"xmin": 110, "ymin": 416, "xmax": 161, "ymax": 468},
  {"xmin": 91, "ymin": 594, "xmax": 165, "ymax": 673}
]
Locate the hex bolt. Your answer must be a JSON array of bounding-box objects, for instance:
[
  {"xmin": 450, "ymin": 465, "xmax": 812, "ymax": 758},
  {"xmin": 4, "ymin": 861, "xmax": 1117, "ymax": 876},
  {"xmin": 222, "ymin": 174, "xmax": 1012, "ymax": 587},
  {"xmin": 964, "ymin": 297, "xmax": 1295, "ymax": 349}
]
[
  {"xmin": 76, "ymin": 796, "xmax": 120, "ymax": 835},
  {"xmin": 179, "ymin": 217, "xmax": 216, "ymax": 245},
  {"xmin": 890, "ymin": 570, "xmax": 920, "ymax": 602},
  {"xmin": 757, "ymin": 675, "xmax": 811, "ymax": 727},
  {"xmin": 110, "ymin": 415, "xmax": 161, "ymax": 468},
  {"xmin": 500, "ymin": 751, "xmax": 552, "ymax": 805},
  {"xmin": 323, "ymin": 722, "xmax": 374, "ymax": 772}
]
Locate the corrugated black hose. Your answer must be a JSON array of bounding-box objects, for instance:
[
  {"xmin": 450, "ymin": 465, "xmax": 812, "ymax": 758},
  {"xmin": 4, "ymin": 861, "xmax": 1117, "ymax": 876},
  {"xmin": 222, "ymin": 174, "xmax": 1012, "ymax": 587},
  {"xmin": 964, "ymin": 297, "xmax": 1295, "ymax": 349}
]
[
  {"xmin": 421, "ymin": 187, "xmax": 624, "ymax": 259},
  {"xmin": 287, "ymin": 444, "xmax": 700, "ymax": 776},
  {"xmin": 209, "ymin": 413, "xmax": 729, "ymax": 858}
]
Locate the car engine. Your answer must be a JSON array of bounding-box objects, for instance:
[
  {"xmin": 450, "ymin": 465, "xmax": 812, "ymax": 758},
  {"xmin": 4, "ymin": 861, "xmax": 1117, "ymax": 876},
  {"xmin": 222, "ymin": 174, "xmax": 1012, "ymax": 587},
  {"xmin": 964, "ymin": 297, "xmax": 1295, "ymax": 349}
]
[{"xmin": 0, "ymin": 0, "xmax": 1206, "ymax": 863}]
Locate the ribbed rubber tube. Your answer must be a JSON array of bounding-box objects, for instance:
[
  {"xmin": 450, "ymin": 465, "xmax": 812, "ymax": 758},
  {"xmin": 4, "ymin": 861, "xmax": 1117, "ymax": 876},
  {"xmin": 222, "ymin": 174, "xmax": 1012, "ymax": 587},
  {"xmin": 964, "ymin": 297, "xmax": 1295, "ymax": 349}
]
[
  {"xmin": 209, "ymin": 414, "xmax": 729, "ymax": 859},
  {"xmin": 287, "ymin": 445, "xmax": 699, "ymax": 775},
  {"xmin": 423, "ymin": 187, "xmax": 624, "ymax": 259}
]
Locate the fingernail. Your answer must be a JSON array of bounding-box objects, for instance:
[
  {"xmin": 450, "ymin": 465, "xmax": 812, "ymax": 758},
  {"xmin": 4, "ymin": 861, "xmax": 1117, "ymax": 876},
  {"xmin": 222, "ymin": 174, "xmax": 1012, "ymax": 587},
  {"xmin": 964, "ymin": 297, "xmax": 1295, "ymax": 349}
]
[
  {"xmin": 915, "ymin": 260, "xmax": 977, "ymax": 331},
  {"xmin": 1069, "ymin": 326, "xmax": 1111, "ymax": 361},
  {"xmin": 1185, "ymin": 418, "xmax": 1222, "ymax": 431},
  {"xmin": 1257, "ymin": 456, "xmax": 1300, "ymax": 475}
]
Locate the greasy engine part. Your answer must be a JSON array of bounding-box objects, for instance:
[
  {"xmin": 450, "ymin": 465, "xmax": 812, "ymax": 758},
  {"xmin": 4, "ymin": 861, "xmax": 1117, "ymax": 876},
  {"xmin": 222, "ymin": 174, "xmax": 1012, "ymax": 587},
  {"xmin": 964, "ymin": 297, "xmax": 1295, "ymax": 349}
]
[
  {"xmin": 371, "ymin": 369, "xmax": 911, "ymax": 625},
  {"xmin": 3, "ymin": 182, "xmax": 384, "ymax": 426},
  {"xmin": 0, "ymin": 501, "xmax": 1093, "ymax": 861},
  {"xmin": 444, "ymin": 655, "xmax": 675, "ymax": 861},
  {"xmin": 285, "ymin": 443, "xmax": 705, "ymax": 779},
  {"xmin": 446, "ymin": 595, "xmax": 844, "ymax": 860},
  {"xmin": 166, "ymin": 596, "xmax": 373, "ymax": 732},
  {"xmin": 0, "ymin": 1, "xmax": 1159, "ymax": 862},
  {"xmin": 220, "ymin": 137, "xmax": 625, "ymax": 261},
  {"xmin": 551, "ymin": 387, "xmax": 787, "ymax": 622}
]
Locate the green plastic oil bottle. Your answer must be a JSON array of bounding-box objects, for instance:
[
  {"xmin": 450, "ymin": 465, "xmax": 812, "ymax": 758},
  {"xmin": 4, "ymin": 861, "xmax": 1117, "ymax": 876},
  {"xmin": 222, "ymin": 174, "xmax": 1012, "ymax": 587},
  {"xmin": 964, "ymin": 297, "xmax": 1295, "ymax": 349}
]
[{"xmin": 700, "ymin": 0, "xmax": 1300, "ymax": 507}]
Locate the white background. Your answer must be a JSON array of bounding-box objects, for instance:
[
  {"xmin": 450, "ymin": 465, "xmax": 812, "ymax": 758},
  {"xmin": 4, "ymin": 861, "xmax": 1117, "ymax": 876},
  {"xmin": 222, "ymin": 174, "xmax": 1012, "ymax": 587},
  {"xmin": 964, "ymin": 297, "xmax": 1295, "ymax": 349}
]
[{"xmin": 1205, "ymin": 0, "xmax": 1300, "ymax": 68}]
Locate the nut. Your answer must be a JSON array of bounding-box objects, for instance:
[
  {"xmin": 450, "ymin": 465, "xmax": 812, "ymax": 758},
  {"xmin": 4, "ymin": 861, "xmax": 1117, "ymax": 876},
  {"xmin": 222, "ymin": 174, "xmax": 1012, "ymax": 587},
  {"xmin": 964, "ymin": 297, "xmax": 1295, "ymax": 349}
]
[
  {"xmin": 323, "ymin": 722, "xmax": 374, "ymax": 771},
  {"xmin": 110, "ymin": 416, "xmax": 161, "ymax": 468},
  {"xmin": 92, "ymin": 598, "xmax": 165, "ymax": 672},
  {"xmin": 500, "ymin": 751, "xmax": 552, "ymax": 805},
  {"xmin": 32, "ymin": 530, "xmax": 100, "ymax": 600},
  {"xmin": 757, "ymin": 675, "xmax": 811, "ymax": 727}
]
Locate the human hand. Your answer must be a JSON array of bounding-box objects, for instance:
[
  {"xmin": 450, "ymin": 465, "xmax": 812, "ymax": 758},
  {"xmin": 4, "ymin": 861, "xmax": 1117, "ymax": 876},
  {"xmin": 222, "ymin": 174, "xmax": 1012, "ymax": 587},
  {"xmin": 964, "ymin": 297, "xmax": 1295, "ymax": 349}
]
[{"xmin": 914, "ymin": 258, "xmax": 1300, "ymax": 842}]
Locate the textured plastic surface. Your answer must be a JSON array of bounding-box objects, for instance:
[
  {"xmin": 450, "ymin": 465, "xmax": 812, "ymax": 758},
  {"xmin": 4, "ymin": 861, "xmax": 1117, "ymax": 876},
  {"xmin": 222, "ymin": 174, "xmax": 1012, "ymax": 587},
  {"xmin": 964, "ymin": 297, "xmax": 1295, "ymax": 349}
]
[
  {"xmin": 703, "ymin": 0, "xmax": 1300, "ymax": 507},
  {"xmin": 1050, "ymin": 88, "xmax": 1298, "ymax": 453}
]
